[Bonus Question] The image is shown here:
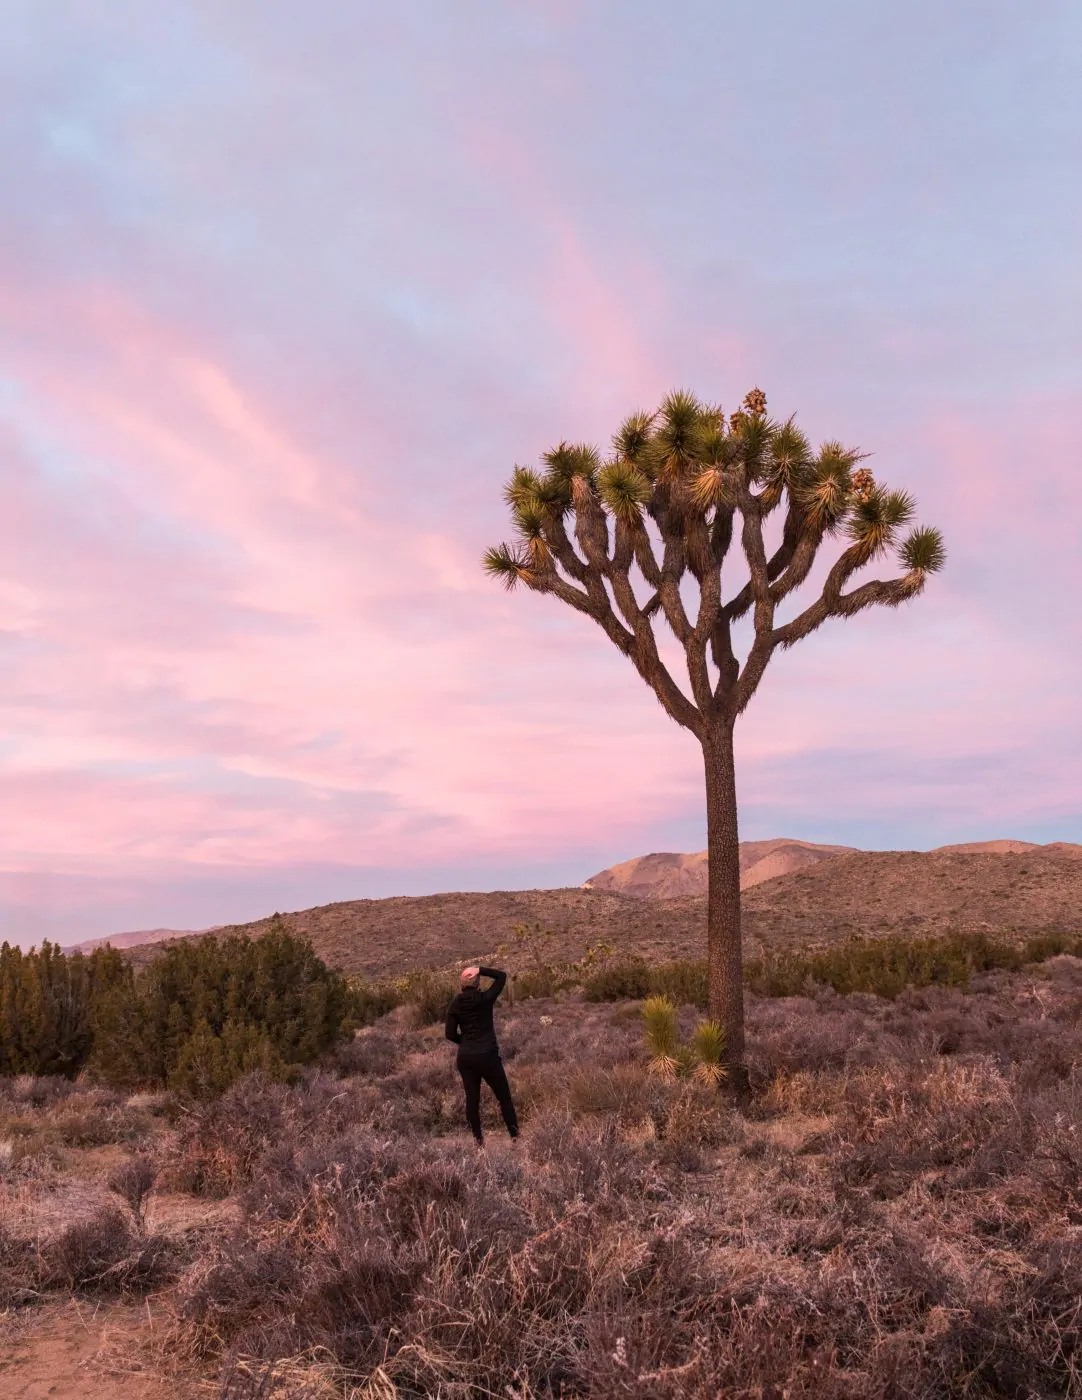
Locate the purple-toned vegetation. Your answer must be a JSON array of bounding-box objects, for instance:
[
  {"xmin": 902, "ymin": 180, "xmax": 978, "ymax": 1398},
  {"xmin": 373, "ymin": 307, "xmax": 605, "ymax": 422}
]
[{"xmin": 2, "ymin": 957, "xmax": 1081, "ymax": 1396}]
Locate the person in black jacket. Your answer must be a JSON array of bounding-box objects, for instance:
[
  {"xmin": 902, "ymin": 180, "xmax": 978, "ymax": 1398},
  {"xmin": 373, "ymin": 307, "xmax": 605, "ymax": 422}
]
[{"xmin": 444, "ymin": 965, "xmax": 519, "ymax": 1146}]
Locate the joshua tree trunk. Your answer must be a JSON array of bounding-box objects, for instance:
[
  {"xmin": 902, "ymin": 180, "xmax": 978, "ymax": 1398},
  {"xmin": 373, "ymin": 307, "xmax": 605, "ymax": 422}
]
[{"xmin": 703, "ymin": 719, "xmax": 748, "ymax": 1096}]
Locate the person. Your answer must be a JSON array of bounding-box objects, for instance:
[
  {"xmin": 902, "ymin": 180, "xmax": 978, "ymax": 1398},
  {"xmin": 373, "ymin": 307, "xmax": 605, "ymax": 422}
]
[{"xmin": 444, "ymin": 964, "xmax": 519, "ymax": 1147}]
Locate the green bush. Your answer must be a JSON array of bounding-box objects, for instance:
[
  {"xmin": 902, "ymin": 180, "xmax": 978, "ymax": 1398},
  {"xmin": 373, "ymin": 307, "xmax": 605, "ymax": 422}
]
[
  {"xmin": 86, "ymin": 923, "xmax": 352, "ymax": 1096},
  {"xmin": 583, "ymin": 959, "xmax": 651, "ymax": 1002},
  {"xmin": 512, "ymin": 964, "xmax": 581, "ymax": 1001},
  {"xmin": 744, "ymin": 931, "xmax": 1026, "ymax": 999},
  {"xmin": 581, "ymin": 930, "xmax": 1082, "ymax": 1007},
  {"xmin": 399, "ymin": 971, "xmax": 458, "ymax": 1027},
  {"xmin": 1021, "ymin": 932, "xmax": 1082, "ymax": 963},
  {"xmin": 0, "ymin": 942, "xmax": 130, "ymax": 1078},
  {"xmin": 348, "ymin": 978, "xmax": 403, "ymax": 1026},
  {"xmin": 651, "ymin": 959, "xmax": 709, "ymax": 1009}
]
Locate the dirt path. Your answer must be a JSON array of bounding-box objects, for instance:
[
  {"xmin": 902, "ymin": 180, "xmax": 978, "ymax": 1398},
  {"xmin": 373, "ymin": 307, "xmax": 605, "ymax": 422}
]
[{"xmin": 0, "ymin": 1299, "xmax": 205, "ymax": 1400}]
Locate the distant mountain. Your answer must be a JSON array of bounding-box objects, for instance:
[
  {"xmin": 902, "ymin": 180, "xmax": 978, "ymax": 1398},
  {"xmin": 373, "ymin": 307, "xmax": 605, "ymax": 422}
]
[
  {"xmin": 58, "ymin": 839, "xmax": 1082, "ymax": 976},
  {"xmin": 127, "ymin": 844, "xmax": 1082, "ymax": 980},
  {"xmin": 64, "ymin": 926, "xmax": 209, "ymax": 954},
  {"xmin": 582, "ymin": 838, "xmax": 1082, "ymax": 900},
  {"xmin": 934, "ymin": 840, "xmax": 1082, "ymax": 856},
  {"xmin": 583, "ymin": 838, "xmax": 857, "ymax": 899}
]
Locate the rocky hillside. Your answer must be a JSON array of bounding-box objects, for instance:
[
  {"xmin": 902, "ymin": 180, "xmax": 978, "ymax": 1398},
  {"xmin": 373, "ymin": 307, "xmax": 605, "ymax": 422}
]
[
  {"xmin": 582, "ymin": 838, "xmax": 856, "ymax": 898},
  {"xmin": 117, "ymin": 844, "xmax": 1082, "ymax": 981},
  {"xmin": 66, "ymin": 925, "xmax": 209, "ymax": 954}
]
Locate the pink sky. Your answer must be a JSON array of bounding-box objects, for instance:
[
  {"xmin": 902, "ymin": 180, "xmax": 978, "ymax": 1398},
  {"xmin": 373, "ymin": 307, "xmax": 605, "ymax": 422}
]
[{"xmin": 2, "ymin": 3, "xmax": 1080, "ymax": 942}]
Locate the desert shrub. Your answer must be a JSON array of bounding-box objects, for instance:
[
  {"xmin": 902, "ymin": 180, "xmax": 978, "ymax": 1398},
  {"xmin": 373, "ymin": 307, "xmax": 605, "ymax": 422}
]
[
  {"xmin": 332, "ymin": 1028, "xmax": 400, "ymax": 1077},
  {"xmin": 830, "ymin": 1060, "xmax": 1028, "ymax": 1197},
  {"xmin": 109, "ymin": 1154, "xmax": 158, "ymax": 1224},
  {"xmin": 2, "ymin": 1123, "xmax": 68, "ymax": 1172},
  {"xmin": 0, "ymin": 942, "xmax": 131, "ymax": 1078},
  {"xmin": 0, "ymin": 1221, "xmax": 38, "ymax": 1306},
  {"xmin": 561, "ymin": 1063, "xmax": 661, "ymax": 1125},
  {"xmin": 747, "ymin": 930, "xmax": 1031, "ymax": 1000},
  {"xmin": 584, "ymin": 958, "xmax": 651, "ymax": 1002},
  {"xmin": 166, "ymin": 1072, "xmax": 371, "ymax": 1197},
  {"xmin": 39, "ymin": 1204, "xmax": 173, "ymax": 1293},
  {"xmin": 90, "ymin": 925, "xmax": 352, "ymax": 1096},
  {"xmin": 651, "ymin": 959, "xmax": 709, "ymax": 1009},
  {"xmin": 125, "ymin": 1089, "xmax": 174, "ymax": 1116},
  {"xmin": 50, "ymin": 1099, "xmax": 153, "ymax": 1147},
  {"xmin": 6, "ymin": 1073, "xmax": 78, "ymax": 1107},
  {"xmin": 347, "ymin": 977, "xmax": 402, "ymax": 1026},
  {"xmin": 511, "ymin": 963, "xmax": 581, "ymax": 1000},
  {"xmin": 217, "ymin": 1355, "xmax": 331, "ymax": 1400},
  {"xmin": 1023, "ymin": 931, "xmax": 1082, "ymax": 963},
  {"xmin": 166, "ymin": 1075, "xmax": 295, "ymax": 1197},
  {"xmin": 583, "ymin": 934, "xmax": 1071, "ymax": 1010},
  {"xmin": 169, "ymin": 1019, "xmax": 291, "ymax": 1099},
  {"xmin": 2, "ymin": 931, "xmax": 352, "ymax": 1096},
  {"xmin": 397, "ymin": 971, "xmax": 457, "ymax": 1028}
]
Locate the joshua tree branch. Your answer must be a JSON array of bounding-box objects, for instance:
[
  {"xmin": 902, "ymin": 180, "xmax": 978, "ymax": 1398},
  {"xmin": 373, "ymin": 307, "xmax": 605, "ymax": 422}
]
[
  {"xmin": 767, "ymin": 523, "xmax": 823, "ymax": 606},
  {"xmin": 732, "ymin": 632, "xmax": 777, "ymax": 716},
  {"xmin": 772, "ymin": 574, "xmax": 921, "ymax": 651},
  {"xmin": 571, "ymin": 479, "xmax": 611, "ymax": 573},
  {"xmin": 657, "ymin": 537, "xmax": 694, "ymax": 645},
  {"xmin": 633, "ymin": 529, "xmax": 663, "ymax": 588},
  {"xmin": 711, "ymin": 507, "xmax": 735, "ymax": 567},
  {"xmin": 685, "ymin": 547, "xmax": 723, "ymax": 712},
  {"xmin": 710, "ymin": 613, "xmax": 740, "ymax": 706},
  {"xmin": 723, "ymin": 501, "xmax": 805, "ymax": 621},
  {"xmin": 739, "ymin": 496, "xmax": 776, "ymax": 638},
  {"xmin": 543, "ymin": 515, "xmax": 591, "ymax": 586},
  {"xmin": 613, "ymin": 568, "xmax": 703, "ymax": 734},
  {"xmin": 536, "ymin": 542, "xmax": 701, "ymax": 735}
]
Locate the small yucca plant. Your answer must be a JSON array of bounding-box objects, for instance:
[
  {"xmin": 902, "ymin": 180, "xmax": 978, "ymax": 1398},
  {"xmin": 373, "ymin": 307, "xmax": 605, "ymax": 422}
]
[
  {"xmin": 690, "ymin": 1020, "xmax": 727, "ymax": 1087},
  {"xmin": 642, "ymin": 996, "xmax": 680, "ymax": 1080}
]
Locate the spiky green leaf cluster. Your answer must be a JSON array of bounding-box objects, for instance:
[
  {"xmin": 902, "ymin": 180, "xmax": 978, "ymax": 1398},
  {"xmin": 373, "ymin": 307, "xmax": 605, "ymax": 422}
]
[
  {"xmin": 846, "ymin": 487, "xmax": 916, "ymax": 559},
  {"xmin": 543, "ymin": 442, "xmax": 600, "ymax": 486},
  {"xmin": 798, "ymin": 442, "xmax": 864, "ymax": 533},
  {"xmin": 597, "ymin": 459, "xmax": 652, "ymax": 523},
  {"xmin": 482, "ymin": 543, "xmax": 528, "ymax": 591},
  {"xmin": 484, "ymin": 386, "xmax": 945, "ymax": 641},
  {"xmin": 690, "ymin": 1019, "xmax": 727, "ymax": 1086},
  {"xmin": 900, "ymin": 524, "xmax": 947, "ymax": 575},
  {"xmin": 642, "ymin": 994, "xmax": 680, "ymax": 1080},
  {"xmin": 612, "ymin": 410, "xmax": 655, "ymax": 465},
  {"xmin": 643, "ymin": 999, "xmax": 730, "ymax": 1087}
]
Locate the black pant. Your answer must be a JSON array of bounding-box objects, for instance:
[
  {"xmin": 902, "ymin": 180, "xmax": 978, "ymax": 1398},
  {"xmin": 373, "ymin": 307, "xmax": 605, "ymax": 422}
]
[{"xmin": 457, "ymin": 1050, "xmax": 518, "ymax": 1143}]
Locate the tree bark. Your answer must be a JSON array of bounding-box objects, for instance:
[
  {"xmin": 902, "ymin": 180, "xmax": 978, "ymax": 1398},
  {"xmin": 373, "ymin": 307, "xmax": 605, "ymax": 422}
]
[{"xmin": 703, "ymin": 720, "xmax": 749, "ymax": 1099}]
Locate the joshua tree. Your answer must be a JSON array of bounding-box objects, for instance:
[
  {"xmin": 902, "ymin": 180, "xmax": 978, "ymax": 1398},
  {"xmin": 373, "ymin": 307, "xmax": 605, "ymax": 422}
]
[{"xmin": 484, "ymin": 389, "xmax": 945, "ymax": 1091}]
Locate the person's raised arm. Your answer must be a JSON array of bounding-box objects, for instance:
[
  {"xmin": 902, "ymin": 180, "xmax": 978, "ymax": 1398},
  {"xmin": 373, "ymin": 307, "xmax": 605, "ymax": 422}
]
[{"xmin": 478, "ymin": 966, "xmax": 507, "ymax": 1003}]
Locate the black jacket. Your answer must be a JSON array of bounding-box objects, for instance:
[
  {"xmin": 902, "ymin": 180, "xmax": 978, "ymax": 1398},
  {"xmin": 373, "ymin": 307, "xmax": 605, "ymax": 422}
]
[{"xmin": 445, "ymin": 967, "xmax": 507, "ymax": 1056}]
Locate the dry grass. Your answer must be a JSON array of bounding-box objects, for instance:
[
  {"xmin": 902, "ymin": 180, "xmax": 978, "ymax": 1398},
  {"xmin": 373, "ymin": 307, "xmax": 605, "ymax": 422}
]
[{"xmin": 2, "ymin": 956, "xmax": 1082, "ymax": 1395}]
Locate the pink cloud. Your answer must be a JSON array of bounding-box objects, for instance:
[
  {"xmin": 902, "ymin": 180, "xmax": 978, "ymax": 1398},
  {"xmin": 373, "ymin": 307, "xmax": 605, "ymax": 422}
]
[{"xmin": 1, "ymin": 272, "xmax": 708, "ymax": 887}]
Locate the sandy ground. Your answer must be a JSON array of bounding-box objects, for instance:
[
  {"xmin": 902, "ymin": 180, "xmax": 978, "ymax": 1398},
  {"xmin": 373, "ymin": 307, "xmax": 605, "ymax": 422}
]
[{"xmin": 0, "ymin": 1298, "xmax": 203, "ymax": 1400}]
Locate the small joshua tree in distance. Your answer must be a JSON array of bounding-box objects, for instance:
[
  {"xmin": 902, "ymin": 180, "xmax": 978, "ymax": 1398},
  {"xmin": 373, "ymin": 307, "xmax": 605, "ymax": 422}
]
[{"xmin": 485, "ymin": 389, "xmax": 945, "ymax": 1094}]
